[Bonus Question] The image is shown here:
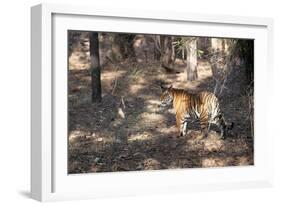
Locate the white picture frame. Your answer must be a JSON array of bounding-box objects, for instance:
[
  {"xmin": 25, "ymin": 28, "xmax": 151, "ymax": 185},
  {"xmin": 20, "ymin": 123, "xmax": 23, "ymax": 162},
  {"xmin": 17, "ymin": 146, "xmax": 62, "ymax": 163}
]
[{"xmin": 31, "ymin": 3, "xmax": 274, "ymax": 202}]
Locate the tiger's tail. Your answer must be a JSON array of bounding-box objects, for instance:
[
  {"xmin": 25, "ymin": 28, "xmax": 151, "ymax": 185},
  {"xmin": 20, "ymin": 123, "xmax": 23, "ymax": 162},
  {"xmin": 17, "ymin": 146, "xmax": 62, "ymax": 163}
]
[{"xmin": 218, "ymin": 114, "xmax": 234, "ymax": 138}]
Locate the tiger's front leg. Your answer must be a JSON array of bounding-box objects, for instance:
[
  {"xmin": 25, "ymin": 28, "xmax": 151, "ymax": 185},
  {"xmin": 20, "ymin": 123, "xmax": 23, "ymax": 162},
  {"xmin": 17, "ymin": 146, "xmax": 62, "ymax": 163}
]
[
  {"xmin": 176, "ymin": 114, "xmax": 188, "ymax": 137},
  {"xmin": 182, "ymin": 121, "xmax": 188, "ymax": 136},
  {"xmin": 176, "ymin": 114, "xmax": 184, "ymax": 137}
]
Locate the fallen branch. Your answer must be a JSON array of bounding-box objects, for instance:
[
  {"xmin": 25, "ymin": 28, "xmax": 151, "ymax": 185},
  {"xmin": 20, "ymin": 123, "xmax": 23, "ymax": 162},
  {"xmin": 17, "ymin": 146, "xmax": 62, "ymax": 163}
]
[
  {"xmin": 120, "ymin": 96, "xmax": 126, "ymax": 109},
  {"xmin": 118, "ymin": 96, "xmax": 126, "ymax": 119}
]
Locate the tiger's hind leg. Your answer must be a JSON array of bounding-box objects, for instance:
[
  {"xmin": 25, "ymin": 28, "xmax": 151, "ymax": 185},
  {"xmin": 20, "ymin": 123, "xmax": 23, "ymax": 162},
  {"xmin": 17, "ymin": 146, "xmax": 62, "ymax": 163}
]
[
  {"xmin": 199, "ymin": 114, "xmax": 209, "ymax": 138},
  {"xmin": 176, "ymin": 115, "xmax": 184, "ymax": 137},
  {"xmin": 178, "ymin": 120, "xmax": 188, "ymax": 137}
]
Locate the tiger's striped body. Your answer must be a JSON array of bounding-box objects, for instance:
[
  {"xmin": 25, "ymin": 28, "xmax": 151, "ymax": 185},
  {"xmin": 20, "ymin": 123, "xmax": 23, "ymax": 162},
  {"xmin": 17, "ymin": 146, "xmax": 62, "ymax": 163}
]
[{"xmin": 160, "ymin": 86, "xmax": 233, "ymax": 138}]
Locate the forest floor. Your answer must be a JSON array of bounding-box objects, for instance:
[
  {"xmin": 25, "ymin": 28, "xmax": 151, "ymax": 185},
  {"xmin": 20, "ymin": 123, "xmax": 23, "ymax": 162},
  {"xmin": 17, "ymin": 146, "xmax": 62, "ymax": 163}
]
[{"xmin": 68, "ymin": 37, "xmax": 254, "ymax": 174}]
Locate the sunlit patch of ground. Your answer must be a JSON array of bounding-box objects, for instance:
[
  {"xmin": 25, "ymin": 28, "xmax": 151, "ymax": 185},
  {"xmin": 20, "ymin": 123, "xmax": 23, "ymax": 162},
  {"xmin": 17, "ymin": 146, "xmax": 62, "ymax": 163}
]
[
  {"xmin": 129, "ymin": 84, "xmax": 145, "ymax": 94},
  {"xmin": 185, "ymin": 131, "xmax": 225, "ymax": 152},
  {"xmin": 69, "ymin": 51, "xmax": 90, "ymax": 70},
  {"xmin": 201, "ymin": 157, "xmax": 226, "ymax": 168},
  {"xmin": 128, "ymin": 132, "xmax": 152, "ymax": 142},
  {"xmin": 143, "ymin": 158, "xmax": 161, "ymax": 170},
  {"xmin": 157, "ymin": 126, "xmax": 178, "ymax": 134},
  {"xmin": 101, "ymin": 70, "xmax": 127, "ymax": 82},
  {"xmin": 201, "ymin": 154, "xmax": 251, "ymax": 168}
]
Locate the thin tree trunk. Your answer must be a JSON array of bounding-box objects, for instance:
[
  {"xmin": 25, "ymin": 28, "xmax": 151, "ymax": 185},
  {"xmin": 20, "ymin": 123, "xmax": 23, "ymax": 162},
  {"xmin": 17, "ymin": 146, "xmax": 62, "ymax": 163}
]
[
  {"xmin": 244, "ymin": 40, "xmax": 254, "ymax": 84},
  {"xmin": 171, "ymin": 36, "xmax": 176, "ymax": 67},
  {"xmin": 186, "ymin": 38, "xmax": 198, "ymax": 81},
  {"xmin": 153, "ymin": 35, "xmax": 161, "ymax": 60},
  {"xmin": 161, "ymin": 36, "xmax": 174, "ymax": 69},
  {"xmin": 90, "ymin": 32, "xmax": 102, "ymax": 103},
  {"xmin": 210, "ymin": 38, "xmax": 230, "ymax": 96}
]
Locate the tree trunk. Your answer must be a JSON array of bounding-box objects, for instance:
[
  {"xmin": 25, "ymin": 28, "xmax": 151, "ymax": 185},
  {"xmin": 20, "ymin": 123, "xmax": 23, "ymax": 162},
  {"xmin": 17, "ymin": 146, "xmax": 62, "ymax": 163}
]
[
  {"xmin": 171, "ymin": 36, "xmax": 176, "ymax": 65},
  {"xmin": 153, "ymin": 35, "xmax": 161, "ymax": 60},
  {"xmin": 197, "ymin": 37, "xmax": 211, "ymax": 58},
  {"xmin": 161, "ymin": 36, "xmax": 173, "ymax": 69},
  {"xmin": 111, "ymin": 34, "xmax": 123, "ymax": 62},
  {"xmin": 244, "ymin": 40, "xmax": 254, "ymax": 84},
  {"xmin": 186, "ymin": 38, "xmax": 198, "ymax": 81},
  {"xmin": 90, "ymin": 32, "xmax": 102, "ymax": 103}
]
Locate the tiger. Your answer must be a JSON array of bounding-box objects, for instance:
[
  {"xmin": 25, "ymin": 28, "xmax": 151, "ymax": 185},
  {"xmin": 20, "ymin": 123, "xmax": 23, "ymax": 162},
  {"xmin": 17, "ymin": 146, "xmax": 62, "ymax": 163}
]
[{"xmin": 159, "ymin": 85, "xmax": 233, "ymax": 138}]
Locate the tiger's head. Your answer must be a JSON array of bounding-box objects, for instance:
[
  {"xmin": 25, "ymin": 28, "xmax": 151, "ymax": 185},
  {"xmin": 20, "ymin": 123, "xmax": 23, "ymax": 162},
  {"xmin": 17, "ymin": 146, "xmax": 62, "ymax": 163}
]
[{"xmin": 159, "ymin": 85, "xmax": 174, "ymax": 107}]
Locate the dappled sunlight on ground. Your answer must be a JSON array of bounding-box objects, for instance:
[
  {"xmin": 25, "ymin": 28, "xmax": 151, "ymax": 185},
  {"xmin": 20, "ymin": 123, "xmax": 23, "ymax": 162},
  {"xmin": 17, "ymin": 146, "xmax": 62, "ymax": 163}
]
[
  {"xmin": 201, "ymin": 157, "xmax": 226, "ymax": 168},
  {"xmin": 129, "ymin": 84, "xmax": 145, "ymax": 94},
  {"xmin": 156, "ymin": 126, "xmax": 178, "ymax": 136},
  {"xmin": 101, "ymin": 69, "xmax": 127, "ymax": 82},
  {"xmin": 139, "ymin": 112, "xmax": 165, "ymax": 124},
  {"xmin": 236, "ymin": 156, "xmax": 250, "ymax": 166},
  {"xmin": 128, "ymin": 132, "xmax": 152, "ymax": 142},
  {"xmin": 68, "ymin": 34, "xmax": 253, "ymax": 173},
  {"xmin": 201, "ymin": 154, "xmax": 251, "ymax": 168},
  {"xmin": 184, "ymin": 131, "xmax": 225, "ymax": 152},
  {"xmin": 144, "ymin": 99, "xmax": 161, "ymax": 113},
  {"xmin": 146, "ymin": 99, "xmax": 161, "ymax": 105},
  {"xmin": 143, "ymin": 158, "xmax": 161, "ymax": 170},
  {"xmin": 197, "ymin": 60, "xmax": 213, "ymax": 79},
  {"xmin": 69, "ymin": 51, "xmax": 90, "ymax": 70},
  {"xmin": 202, "ymin": 132, "xmax": 225, "ymax": 152}
]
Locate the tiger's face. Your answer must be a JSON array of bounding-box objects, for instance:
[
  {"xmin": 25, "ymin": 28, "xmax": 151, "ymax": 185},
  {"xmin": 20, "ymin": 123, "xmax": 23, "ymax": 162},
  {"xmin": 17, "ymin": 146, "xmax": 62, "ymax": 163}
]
[{"xmin": 159, "ymin": 85, "xmax": 173, "ymax": 107}]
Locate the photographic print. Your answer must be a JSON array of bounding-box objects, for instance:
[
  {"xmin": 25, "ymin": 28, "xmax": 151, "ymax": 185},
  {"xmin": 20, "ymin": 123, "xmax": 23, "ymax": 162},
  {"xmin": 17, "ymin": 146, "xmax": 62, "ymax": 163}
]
[{"xmin": 68, "ymin": 31, "xmax": 254, "ymax": 174}]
